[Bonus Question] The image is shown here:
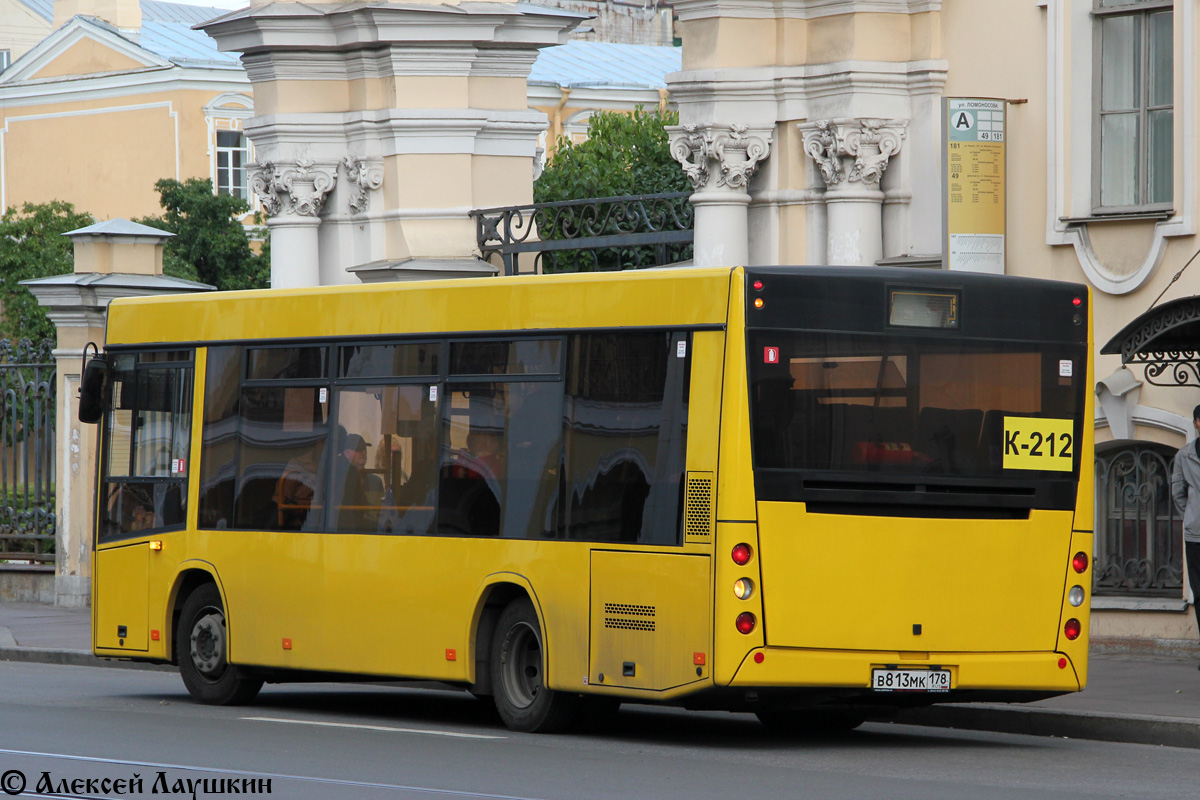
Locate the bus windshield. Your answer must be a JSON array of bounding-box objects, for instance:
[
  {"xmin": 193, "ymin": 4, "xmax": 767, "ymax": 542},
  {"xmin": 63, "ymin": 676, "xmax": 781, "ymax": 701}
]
[{"xmin": 748, "ymin": 330, "xmax": 1086, "ymax": 511}]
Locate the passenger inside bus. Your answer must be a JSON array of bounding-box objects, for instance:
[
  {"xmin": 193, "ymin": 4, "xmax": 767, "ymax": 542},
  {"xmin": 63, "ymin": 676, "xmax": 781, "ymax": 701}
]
[
  {"xmin": 332, "ymin": 433, "xmax": 376, "ymax": 532},
  {"xmin": 274, "ymin": 444, "xmax": 323, "ymax": 530}
]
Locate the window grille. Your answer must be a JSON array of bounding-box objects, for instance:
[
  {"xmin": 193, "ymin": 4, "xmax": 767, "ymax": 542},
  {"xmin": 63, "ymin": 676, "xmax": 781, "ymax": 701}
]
[{"xmin": 1094, "ymin": 442, "xmax": 1182, "ymax": 596}]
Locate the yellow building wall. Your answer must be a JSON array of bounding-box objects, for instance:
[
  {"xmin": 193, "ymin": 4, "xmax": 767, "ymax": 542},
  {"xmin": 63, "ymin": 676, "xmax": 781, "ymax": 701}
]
[
  {"xmin": 2, "ymin": 87, "xmax": 233, "ymax": 220},
  {"xmin": 29, "ymin": 36, "xmax": 148, "ymax": 79}
]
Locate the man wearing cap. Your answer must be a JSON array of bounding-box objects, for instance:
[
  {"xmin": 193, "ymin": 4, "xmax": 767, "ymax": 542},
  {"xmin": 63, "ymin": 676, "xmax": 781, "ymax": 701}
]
[
  {"xmin": 1171, "ymin": 403, "xmax": 1200, "ymax": 669},
  {"xmin": 334, "ymin": 433, "xmax": 373, "ymax": 531}
]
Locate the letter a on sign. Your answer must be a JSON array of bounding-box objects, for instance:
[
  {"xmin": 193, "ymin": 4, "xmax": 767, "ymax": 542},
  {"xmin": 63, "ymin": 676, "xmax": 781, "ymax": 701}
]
[
  {"xmin": 764, "ymin": 347, "xmax": 780, "ymax": 364},
  {"xmin": 955, "ymin": 111, "xmax": 973, "ymax": 129}
]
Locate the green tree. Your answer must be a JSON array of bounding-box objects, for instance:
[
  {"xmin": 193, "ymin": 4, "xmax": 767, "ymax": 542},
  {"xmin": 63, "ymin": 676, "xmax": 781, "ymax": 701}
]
[
  {"xmin": 533, "ymin": 108, "xmax": 692, "ymax": 272},
  {"xmin": 0, "ymin": 201, "xmax": 94, "ymax": 343},
  {"xmin": 535, "ymin": 107, "xmax": 688, "ymax": 202},
  {"xmin": 137, "ymin": 178, "xmax": 269, "ymax": 291}
]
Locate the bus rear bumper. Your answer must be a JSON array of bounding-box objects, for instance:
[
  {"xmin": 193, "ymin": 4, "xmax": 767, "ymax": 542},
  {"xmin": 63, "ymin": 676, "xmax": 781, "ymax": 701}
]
[{"xmin": 727, "ymin": 647, "xmax": 1083, "ymax": 694}]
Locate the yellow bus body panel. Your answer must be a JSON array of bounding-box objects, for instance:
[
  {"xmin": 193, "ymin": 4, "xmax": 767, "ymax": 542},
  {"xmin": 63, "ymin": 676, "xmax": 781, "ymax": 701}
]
[
  {"xmin": 730, "ymin": 648, "xmax": 1081, "ymax": 692},
  {"xmin": 104, "ymin": 269, "xmax": 734, "ymax": 346},
  {"xmin": 756, "ymin": 505, "xmax": 1076, "ymax": 653},
  {"xmin": 94, "ymin": 542, "xmax": 149, "ymax": 652}
]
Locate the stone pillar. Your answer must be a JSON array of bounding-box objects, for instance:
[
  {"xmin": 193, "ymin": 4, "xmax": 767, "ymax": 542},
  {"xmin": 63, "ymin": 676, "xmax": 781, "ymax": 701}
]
[
  {"xmin": 799, "ymin": 119, "xmax": 907, "ymax": 266},
  {"xmin": 23, "ymin": 219, "xmax": 213, "ymax": 607},
  {"xmin": 201, "ymin": 2, "xmax": 584, "ymax": 286},
  {"xmin": 668, "ymin": 123, "xmax": 772, "ymax": 267},
  {"xmin": 250, "ymin": 159, "xmax": 338, "ymax": 289}
]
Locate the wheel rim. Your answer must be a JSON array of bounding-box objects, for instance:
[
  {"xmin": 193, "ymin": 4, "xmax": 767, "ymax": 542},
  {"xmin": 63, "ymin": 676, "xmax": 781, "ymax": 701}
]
[
  {"xmin": 500, "ymin": 621, "xmax": 542, "ymax": 709},
  {"xmin": 189, "ymin": 606, "xmax": 228, "ymax": 682}
]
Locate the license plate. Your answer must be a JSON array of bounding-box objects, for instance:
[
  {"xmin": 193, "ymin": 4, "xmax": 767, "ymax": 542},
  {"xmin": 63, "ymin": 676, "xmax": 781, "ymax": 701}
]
[{"xmin": 871, "ymin": 668, "xmax": 951, "ymax": 692}]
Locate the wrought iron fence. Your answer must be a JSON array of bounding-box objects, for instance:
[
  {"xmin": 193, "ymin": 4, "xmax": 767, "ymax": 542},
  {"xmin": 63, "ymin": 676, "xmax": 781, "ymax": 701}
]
[
  {"xmin": 1094, "ymin": 444, "xmax": 1182, "ymax": 597},
  {"xmin": 472, "ymin": 192, "xmax": 694, "ymax": 276},
  {"xmin": 0, "ymin": 339, "xmax": 56, "ymax": 571}
]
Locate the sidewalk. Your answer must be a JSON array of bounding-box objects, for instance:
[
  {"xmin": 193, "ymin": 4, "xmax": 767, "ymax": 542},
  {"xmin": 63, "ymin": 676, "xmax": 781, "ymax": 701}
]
[{"xmin": 2, "ymin": 600, "xmax": 1199, "ymax": 747}]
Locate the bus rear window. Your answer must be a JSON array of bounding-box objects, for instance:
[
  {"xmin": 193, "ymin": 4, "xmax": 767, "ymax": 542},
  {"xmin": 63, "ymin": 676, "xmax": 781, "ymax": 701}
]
[{"xmin": 748, "ymin": 332, "xmax": 1085, "ymax": 479}]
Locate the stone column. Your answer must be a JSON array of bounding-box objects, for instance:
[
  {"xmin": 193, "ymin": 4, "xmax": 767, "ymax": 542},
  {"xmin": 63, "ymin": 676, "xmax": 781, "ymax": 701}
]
[
  {"xmin": 799, "ymin": 119, "xmax": 907, "ymax": 267},
  {"xmin": 250, "ymin": 159, "xmax": 338, "ymax": 289},
  {"xmin": 23, "ymin": 220, "xmax": 213, "ymax": 607},
  {"xmin": 668, "ymin": 123, "xmax": 772, "ymax": 267}
]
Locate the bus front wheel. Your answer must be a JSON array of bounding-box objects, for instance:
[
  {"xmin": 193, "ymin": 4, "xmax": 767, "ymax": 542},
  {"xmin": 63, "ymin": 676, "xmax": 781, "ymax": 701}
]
[
  {"xmin": 490, "ymin": 598, "xmax": 578, "ymax": 733},
  {"xmin": 176, "ymin": 583, "xmax": 263, "ymax": 706}
]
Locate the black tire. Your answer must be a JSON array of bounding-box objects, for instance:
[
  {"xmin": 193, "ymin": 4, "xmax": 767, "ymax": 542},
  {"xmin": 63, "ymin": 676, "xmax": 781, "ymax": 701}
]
[
  {"xmin": 176, "ymin": 583, "xmax": 263, "ymax": 706},
  {"xmin": 490, "ymin": 598, "xmax": 579, "ymax": 732},
  {"xmin": 755, "ymin": 708, "xmax": 865, "ymax": 737}
]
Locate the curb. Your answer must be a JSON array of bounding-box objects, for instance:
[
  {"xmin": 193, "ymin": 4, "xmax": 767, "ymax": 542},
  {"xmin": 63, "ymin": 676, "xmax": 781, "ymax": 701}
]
[
  {"xmin": 0, "ymin": 646, "xmax": 173, "ymax": 672},
  {"xmin": 893, "ymin": 704, "xmax": 1200, "ymax": 749}
]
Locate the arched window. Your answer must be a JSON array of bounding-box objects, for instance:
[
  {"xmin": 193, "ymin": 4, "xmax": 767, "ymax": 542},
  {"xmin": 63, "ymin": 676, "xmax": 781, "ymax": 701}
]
[{"xmin": 1094, "ymin": 442, "xmax": 1183, "ymax": 596}]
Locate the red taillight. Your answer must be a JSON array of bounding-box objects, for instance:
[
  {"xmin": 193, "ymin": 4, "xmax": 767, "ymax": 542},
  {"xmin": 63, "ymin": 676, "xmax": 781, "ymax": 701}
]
[
  {"xmin": 736, "ymin": 612, "xmax": 756, "ymax": 634},
  {"xmin": 731, "ymin": 543, "xmax": 753, "ymax": 565},
  {"xmin": 753, "ymin": 280, "xmax": 764, "ymax": 291},
  {"xmin": 1072, "ymin": 296, "xmax": 1082, "ymax": 307},
  {"xmin": 1072, "ymin": 552, "xmax": 1089, "ymax": 573},
  {"xmin": 1064, "ymin": 618, "xmax": 1081, "ymax": 640}
]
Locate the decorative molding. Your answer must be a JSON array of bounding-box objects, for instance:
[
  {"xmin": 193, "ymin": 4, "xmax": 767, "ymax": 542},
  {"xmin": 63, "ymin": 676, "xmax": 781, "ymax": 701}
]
[
  {"xmin": 799, "ymin": 118, "xmax": 906, "ymax": 190},
  {"xmin": 250, "ymin": 159, "xmax": 337, "ymax": 218},
  {"xmin": 671, "ymin": 0, "xmax": 941, "ymax": 22},
  {"xmin": 340, "ymin": 156, "xmax": 383, "ymax": 214},
  {"xmin": 667, "ymin": 123, "xmax": 772, "ymax": 191}
]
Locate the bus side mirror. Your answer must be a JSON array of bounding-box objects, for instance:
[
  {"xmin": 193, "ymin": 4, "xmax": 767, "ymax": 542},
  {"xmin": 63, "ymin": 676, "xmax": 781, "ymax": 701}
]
[{"xmin": 78, "ymin": 350, "xmax": 109, "ymax": 424}]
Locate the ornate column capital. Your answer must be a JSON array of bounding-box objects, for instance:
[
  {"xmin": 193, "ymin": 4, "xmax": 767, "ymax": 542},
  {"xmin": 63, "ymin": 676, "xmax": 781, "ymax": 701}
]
[
  {"xmin": 250, "ymin": 159, "xmax": 338, "ymax": 218},
  {"xmin": 340, "ymin": 156, "xmax": 384, "ymax": 214},
  {"xmin": 668, "ymin": 123, "xmax": 773, "ymax": 192},
  {"xmin": 799, "ymin": 118, "xmax": 907, "ymax": 191}
]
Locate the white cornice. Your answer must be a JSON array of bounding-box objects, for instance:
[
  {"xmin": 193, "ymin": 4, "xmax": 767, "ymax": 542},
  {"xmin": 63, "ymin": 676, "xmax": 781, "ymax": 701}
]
[
  {"xmin": 240, "ymin": 46, "xmax": 540, "ymax": 83},
  {"xmin": 671, "ymin": 0, "xmax": 941, "ymax": 22},
  {"xmin": 0, "ymin": 17, "xmax": 170, "ymax": 85},
  {"xmin": 201, "ymin": 3, "xmax": 586, "ymax": 57},
  {"xmin": 0, "ymin": 65, "xmax": 249, "ymax": 106}
]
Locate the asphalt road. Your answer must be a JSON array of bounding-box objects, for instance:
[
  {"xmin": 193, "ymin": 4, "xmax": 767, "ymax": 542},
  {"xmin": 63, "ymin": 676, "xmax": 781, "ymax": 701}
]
[{"xmin": 1, "ymin": 661, "xmax": 1197, "ymax": 800}]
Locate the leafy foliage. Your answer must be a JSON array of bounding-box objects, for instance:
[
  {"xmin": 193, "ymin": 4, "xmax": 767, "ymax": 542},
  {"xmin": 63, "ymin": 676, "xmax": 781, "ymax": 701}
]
[
  {"xmin": 532, "ymin": 108, "xmax": 692, "ymax": 272},
  {"xmin": 137, "ymin": 178, "xmax": 269, "ymax": 291},
  {"xmin": 0, "ymin": 201, "xmax": 94, "ymax": 343},
  {"xmin": 535, "ymin": 107, "xmax": 689, "ymax": 202}
]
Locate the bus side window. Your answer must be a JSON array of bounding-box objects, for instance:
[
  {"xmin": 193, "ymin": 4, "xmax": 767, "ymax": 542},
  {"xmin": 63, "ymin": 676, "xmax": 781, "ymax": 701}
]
[
  {"xmin": 98, "ymin": 350, "xmax": 193, "ymax": 542},
  {"xmin": 562, "ymin": 332, "xmax": 688, "ymax": 546}
]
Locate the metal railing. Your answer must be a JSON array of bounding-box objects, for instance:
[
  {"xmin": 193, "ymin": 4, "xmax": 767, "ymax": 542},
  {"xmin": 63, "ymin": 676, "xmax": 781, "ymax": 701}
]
[
  {"xmin": 472, "ymin": 192, "xmax": 694, "ymax": 276},
  {"xmin": 0, "ymin": 339, "xmax": 56, "ymax": 570}
]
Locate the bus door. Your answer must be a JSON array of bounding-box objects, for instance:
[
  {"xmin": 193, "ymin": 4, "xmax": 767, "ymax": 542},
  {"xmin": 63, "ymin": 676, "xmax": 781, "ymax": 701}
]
[{"xmin": 94, "ymin": 350, "xmax": 194, "ymax": 652}]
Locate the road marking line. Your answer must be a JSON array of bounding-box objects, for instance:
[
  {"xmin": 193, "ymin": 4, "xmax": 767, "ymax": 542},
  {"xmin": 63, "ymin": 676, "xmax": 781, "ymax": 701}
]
[{"xmin": 242, "ymin": 716, "xmax": 504, "ymax": 739}]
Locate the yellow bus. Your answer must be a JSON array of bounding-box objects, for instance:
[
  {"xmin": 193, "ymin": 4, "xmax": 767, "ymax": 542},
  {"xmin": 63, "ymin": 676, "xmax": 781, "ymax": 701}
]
[{"xmin": 81, "ymin": 265, "xmax": 1093, "ymax": 733}]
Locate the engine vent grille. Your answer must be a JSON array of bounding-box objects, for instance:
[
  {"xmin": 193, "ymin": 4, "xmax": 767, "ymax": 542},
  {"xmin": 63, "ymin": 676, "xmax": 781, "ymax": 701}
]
[
  {"xmin": 684, "ymin": 472, "xmax": 714, "ymax": 542},
  {"xmin": 604, "ymin": 603, "xmax": 656, "ymax": 632}
]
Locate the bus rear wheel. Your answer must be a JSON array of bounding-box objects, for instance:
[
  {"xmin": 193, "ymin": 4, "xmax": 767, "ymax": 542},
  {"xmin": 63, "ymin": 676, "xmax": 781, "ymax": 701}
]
[
  {"xmin": 755, "ymin": 708, "xmax": 865, "ymax": 737},
  {"xmin": 490, "ymin": 598, "xmax": 578, "ymax": 733},
  {"xmin": 176, "ymin": 583, "xmax": 263, "ymax": 706}
]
